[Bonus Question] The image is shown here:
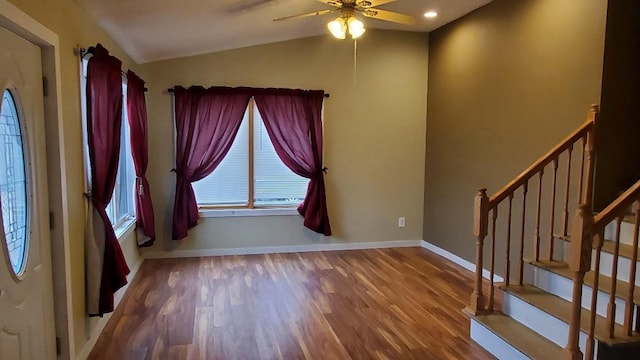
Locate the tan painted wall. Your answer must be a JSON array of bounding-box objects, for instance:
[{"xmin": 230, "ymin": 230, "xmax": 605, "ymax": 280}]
[
  {"xmin": 141, "ymin": 30, "xmax": 428, "ymax": 254},
  {"xmin": 424, "ymin": 0, "xmax": 607, "ymax": 263},
  {"xmin": 6, "ymin": 0, "xmax": 142, "ymax": 357}
]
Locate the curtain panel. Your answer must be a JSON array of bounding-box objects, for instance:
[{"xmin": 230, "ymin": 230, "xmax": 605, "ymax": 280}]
[
  {"xmin": 254, "ymin": 89, "xmax": 331, "ymax": 235},
  {"xmin": 126, "ymin": 70, "xmax": 156, "ymax": 247},
  {"xmin": 172, "ymin": 86, "xmax": 251, "ymax": 240},
  {"xmin": 84, "ymin": 44, "xmax": 130, "ymax": 316}
]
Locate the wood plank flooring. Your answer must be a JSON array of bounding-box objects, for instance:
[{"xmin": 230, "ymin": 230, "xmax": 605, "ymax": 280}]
[{"xmin": 88, "ymin": 247, "xmax": 496, "ymax": 360}]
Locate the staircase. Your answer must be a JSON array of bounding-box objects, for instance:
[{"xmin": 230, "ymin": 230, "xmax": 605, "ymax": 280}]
[{"xmin": 466, "ymin": 105, "xmax": 640, "ymax": 359}]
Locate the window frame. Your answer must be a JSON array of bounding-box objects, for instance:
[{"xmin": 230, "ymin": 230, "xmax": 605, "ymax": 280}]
[{"xmin": 192, "ymin": 98, "xmax": 308, "ymax": 211}]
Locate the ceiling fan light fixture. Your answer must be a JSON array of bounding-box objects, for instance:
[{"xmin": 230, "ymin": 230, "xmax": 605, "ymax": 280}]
[
  {"xmin": 347, "ymin": 17, "xmax": 365, "ymax": 39},
  {"xmin": 328, "ymin": 17, "xmax": 347, "ymax": 39}
]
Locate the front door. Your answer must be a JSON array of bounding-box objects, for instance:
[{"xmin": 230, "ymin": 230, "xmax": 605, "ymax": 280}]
[{"xmin": 0, "ymin": 25, "xmax": 56, "ymax": 359}]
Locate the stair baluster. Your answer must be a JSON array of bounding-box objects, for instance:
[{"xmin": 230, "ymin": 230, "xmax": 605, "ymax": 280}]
[
  {"xmin": 505, "ymin": 193, "xmax": 513, "ymax": 286},
  {"xmin": 606, "ymin": 217, "xmax": 622, "ymax": 338},
  {"xmin": 534, "ymin": 170, "xmax": 544, "ymax": 261},
  {"xmin": 561, "ymin": 144, "xmax": 573, "ymax": 238},
  {"xmin": 585, "ymin": 230, "xmax": 604, "ymax": 360},
  {"xmin": 489, "ymin": 207, "xmax": 497, "ymax": 312},
  {"xmin": 549, "ymin": 158, "xmax": 559, "ymax": 260},
  {"xmin": 518, "ymin": 183, "xmax": 528, "ymax": 286}
]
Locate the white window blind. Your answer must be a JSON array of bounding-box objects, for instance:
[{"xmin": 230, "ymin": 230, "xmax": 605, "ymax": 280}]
[
  {"xmin": 253, "ymin": 108, "xmax": 308, "ymax": 206},
  {"xmin": 192, "ymin": 101, "xmax": 308, "ymax": 207},
  {"xmin": 192, "ymin": 111, "xmax": 250, "ymax": 205}
]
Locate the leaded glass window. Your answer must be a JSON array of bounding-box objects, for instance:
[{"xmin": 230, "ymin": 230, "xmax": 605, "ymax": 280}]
[{"xmin": 0, "ymin": 89, "xmax": 28, "ymax": 276}]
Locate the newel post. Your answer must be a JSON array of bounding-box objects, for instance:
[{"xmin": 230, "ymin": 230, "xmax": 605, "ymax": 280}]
[
  {"xmin": 583, "ymin": 104, "xmax": 598, "ymax": 207},
  {"xmin": 470, "ymin": 189, "xmax": 489, "ymax": 315},
  {"xmin": 563, "ymin": 203, "xmax": 594, "ymax": 360}
]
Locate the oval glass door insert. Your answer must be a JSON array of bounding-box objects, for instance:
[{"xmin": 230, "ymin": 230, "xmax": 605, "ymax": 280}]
[{"xmin": 0, "ymin": 89, "xmax": 28, "ymax": 276}]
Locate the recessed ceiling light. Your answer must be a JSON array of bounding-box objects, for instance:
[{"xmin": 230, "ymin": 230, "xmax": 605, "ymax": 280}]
[{"xmin": 424, "ymin": 11, "xmax": 438, "ymax": 18}]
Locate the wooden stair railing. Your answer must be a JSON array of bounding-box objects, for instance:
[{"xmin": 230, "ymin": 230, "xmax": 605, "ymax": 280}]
[
  {"xmin": 568, "ymin": 179, "xmax": 640, "ymax": 360},
  {"xmin": 469, "ymin": 105, "xmax": 598, "ymax": 316}
]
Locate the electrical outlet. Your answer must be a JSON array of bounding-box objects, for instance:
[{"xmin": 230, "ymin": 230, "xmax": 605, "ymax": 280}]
[{"xmin": 398, "ymin": 217, "xmax": 406, "ymax": 228}]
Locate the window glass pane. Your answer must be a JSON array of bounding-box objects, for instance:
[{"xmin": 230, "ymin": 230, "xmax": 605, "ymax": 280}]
[
  {"xmin": 124, "ymin": 102, "xmax": 136, "ymax": 217},
  {"xmin": 0, "ymin": 90, "xmax": 28, "ymax": 275},
  {"xmin": 106, "ymin": 83, "xmax": 135, "ymax": 227},
  {"xmin": 192, "ymin": 111, "xmax": 249, "ymax": 205},
  {"xmin": 117, "ymin": 123, "xmax": 128, "ymax": 219},
  {"xmin": 118, "ymin": 89, "xmax": 132, "ymax": 221},
  {"xmin": 253, "ymin": 106, "xmax": 308, "ymax": 206}
]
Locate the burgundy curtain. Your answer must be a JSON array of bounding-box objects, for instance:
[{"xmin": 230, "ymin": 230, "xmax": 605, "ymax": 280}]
[
  {"xmin": 172, "ymin": 86, "xmax": 251, "ymax": 240},
  {"xmin": 254, "ymin": 89, "xmax": 331, "ymax": 235},
  {"xmin": 127, "ymin": 70, "xmax": 156, "ymax": 247},
  {"xmin": 85, "ymin": 44, "xmax": 130, "ymax": 316}
]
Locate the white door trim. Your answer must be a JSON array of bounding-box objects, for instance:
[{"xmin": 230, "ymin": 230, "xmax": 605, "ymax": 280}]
[{"xmin": 0, "ymin": 1, "xmax": 73, "ymax": 359}]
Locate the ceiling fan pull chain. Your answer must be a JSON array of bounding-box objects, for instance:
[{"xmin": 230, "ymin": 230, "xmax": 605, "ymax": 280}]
[{"xmin": 353, "ymin": 38, "xmax": 358, "ymax": 84}]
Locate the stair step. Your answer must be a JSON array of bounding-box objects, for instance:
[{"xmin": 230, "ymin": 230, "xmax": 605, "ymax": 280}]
[
  {"xmin": 501, "ymin": 284, "xmax": 640, "ymax": 347},
  {"xmin": 525, "ymin": 259, "xmax": 640, "ymax": 306},
  {"xmin": 556, "ymin": 234, "xmax": 639, "ymax": 261},
  {"xmin": 471, "ymin": 312, "xmax": 564, "ymax": 359}
]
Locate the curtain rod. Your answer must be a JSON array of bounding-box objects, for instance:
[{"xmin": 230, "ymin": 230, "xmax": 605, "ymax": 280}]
[
  {"xmin": 77, "ymin": 46, "xmax": 148, "ymax": 92},
  {"xmin": 78, "ymin": 46, "xmax": 95, "ymax": 59},
  {"xmin": 166, "ymin": 88, "xmax": 330, "ymax": 98}
]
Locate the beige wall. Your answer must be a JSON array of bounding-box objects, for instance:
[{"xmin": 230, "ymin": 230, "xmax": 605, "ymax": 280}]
[
  {"xmin": 6, "ymin": 0, "xmax": 142, "ymax": 357},
  {"xmin": 141, "ymin": 30, "xmax": 429, "ymax": 254},
  {"xmin": 424, "ymin": 0, "xmax": 607, "ymax": 263}
]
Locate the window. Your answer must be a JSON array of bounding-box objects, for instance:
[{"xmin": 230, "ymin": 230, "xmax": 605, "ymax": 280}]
[
  {"xmin": 106, "ymin": 84, "xmax": 135, "ymax": 226},
  {"xmin": 0, "ymin": 90, "xmax": 28, "ymax": 276},
  {"xmin": 192, "ymin": 99, "xmax": 308, "ymax": 207},
  {"xmin": 80, "ymin": 58, "xmax": 135, "ymax": 229}
]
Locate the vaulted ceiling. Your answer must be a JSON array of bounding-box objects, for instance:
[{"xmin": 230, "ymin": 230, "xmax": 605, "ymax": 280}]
[{"xmin": 73, "ymin": 0, "xmax": 492, "ymax": 63}]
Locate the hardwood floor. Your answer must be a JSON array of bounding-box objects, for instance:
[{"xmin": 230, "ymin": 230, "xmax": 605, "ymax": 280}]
[{"xmin": 89, "ymin": 247, "xmax": 496, "ymax": 360}]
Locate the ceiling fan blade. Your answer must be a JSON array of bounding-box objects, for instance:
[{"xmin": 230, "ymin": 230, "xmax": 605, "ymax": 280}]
[
  {"xmin": 357, "ymin": 0, "xmax": 396, "ymax": 8},
  {"xmin": 273, "ymin": 9, "xmax": 334, "ymax": 22},
  {"xmin": 362, "ymin": 8, "xmax": 417, "ymax": 25},
  {"xmin": 317, "ymin": 0, "xmax": 345, "ymax": 9}
]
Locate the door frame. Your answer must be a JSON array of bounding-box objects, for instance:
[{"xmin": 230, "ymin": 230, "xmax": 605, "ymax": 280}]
[{"xmin": 0, "ymin": 1, "xmax": 72, "ymax": 359}]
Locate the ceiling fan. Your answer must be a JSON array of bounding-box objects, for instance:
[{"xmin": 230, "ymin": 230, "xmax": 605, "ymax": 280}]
[{"xmin": 274, "ymin": 0, "xmax": 417, "ymax": 40}]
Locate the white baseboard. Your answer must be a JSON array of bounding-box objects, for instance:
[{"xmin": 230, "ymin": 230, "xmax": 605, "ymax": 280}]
[
  {"xmin": 142, "ymin": 240, "xmax": 500, "ymax": 282},
  {"xmin": 76, "ymin": 256, "xmax": 143, "ymax": 360},
  {"xmin": 142, "ymin": 239, "xmax": 423, "ymax": 259},
  {"xmin": 420, "ymin": 240, "xmax": 504, "ymax": 282}
]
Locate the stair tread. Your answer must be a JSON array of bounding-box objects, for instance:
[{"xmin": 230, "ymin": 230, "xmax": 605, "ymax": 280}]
[
  {"xmin": 501, "ymin": 284, "xmax": 640, "ymax": 346},
  {"xmin": 472, "ymin": 312, "xmax": 564, "ymax": 360},
  {"xmin": 555, "ymin": 234, "xmax": 639, "ymax": 260},
  {"xmin": 525, "ymin": 258, "xmax": 640, "ymax": 306}
]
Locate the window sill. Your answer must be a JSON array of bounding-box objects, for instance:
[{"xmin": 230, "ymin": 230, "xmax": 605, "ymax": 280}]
[
  {"xmin": 114, "ymin": 217, "xmax": 136, "ymax": 243},
  {"xmin": 199, "ymin": 208, "xmax": 300, "ymax": 218}
]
